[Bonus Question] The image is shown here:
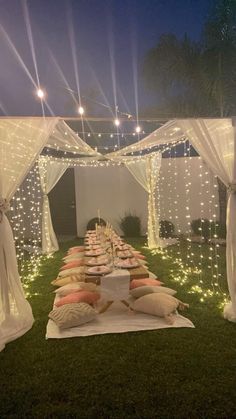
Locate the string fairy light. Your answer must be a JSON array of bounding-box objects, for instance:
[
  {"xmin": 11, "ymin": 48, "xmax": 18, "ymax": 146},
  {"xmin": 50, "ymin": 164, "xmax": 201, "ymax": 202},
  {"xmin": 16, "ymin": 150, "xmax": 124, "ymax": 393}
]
[
  {"xmin": 5, "ymin": 124, "xmax": 227, "ymax": 305},
  {"xmin": 8, "ymin": 163, "xmax": 43, "ymax": 294}
]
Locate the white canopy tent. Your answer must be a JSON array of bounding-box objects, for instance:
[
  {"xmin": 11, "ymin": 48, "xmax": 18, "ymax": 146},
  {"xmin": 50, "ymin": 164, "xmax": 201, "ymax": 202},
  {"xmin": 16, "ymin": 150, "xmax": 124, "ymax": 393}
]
[
  {"xmin": 110, "ymin": 118, "xmax": 236, "ymax": 322},
  {"xmin": 0, "ymin": 117, "xmax": 99, "ymax": 352},
  {"xmin": 0, "ymin": 116, "xmax": 235, "ymax": 352}
]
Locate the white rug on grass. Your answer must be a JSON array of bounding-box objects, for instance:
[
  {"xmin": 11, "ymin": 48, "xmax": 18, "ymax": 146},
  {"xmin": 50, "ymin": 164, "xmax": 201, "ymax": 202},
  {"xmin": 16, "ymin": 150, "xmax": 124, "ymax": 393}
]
[{"xmin": 46, "ymin": 300, "xmax": 194, "ymax": 339}]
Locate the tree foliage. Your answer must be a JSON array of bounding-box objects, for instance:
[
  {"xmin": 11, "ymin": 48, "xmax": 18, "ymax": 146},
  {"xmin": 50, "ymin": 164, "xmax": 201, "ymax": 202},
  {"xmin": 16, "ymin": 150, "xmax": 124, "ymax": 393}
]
[{"xmin": 143, "ymin": 0, "xmax": 236, "ymax": 117}]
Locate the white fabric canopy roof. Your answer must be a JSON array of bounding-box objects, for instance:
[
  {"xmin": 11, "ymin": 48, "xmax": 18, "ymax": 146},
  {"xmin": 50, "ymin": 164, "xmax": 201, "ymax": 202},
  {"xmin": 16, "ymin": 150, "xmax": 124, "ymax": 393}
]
[
  {"xmin": 46, "ymin": 120, "xmax": 98, "ymax": 156},
  {"xmin": 107, "ymin": 120, "xmax": 186, "ymax": 157}
]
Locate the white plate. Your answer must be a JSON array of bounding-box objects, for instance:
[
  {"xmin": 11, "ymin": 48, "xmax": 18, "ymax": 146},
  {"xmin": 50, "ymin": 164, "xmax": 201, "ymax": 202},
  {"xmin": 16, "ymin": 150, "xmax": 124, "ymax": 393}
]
[
  {"xmin": 116, "ymin": 245, "xmax": 131, "ymax": 251},
  {"xmin": 85, "ymin": 250, "xmax": 105, "ymax": 257},
  {"xmin": 86, "ymin": 265, "xmax": 111, "ymax": 275},
  {"xmin": 86, "ymin": 258, "xmax": 109, "ymax": 266},
  {"xmin": 115, "ymin": 260, "xmax": 139, "ymax": 269},
  {"xmin": 117, "ymin": 251, "xmax": 133, "ymax": 259},
  {"xmin": 85, "ymin": 245, "xmax": 101, "ymax": 250}
]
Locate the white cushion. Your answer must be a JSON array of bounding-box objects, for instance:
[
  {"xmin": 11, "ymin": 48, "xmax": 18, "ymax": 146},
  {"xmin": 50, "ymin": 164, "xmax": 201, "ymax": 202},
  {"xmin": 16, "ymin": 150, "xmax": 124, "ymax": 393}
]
[
  {"xmin": 52, "ymin": 275, "xmax": 84, "ymax": 287},
  {"xmin": 130, "ymin": 285, "xmax": 177, "ymax": 299},
  {"xmin": 139, "ymin": 260, "xmax": 148, "ymax": 266},
  {"xmin": 147, "ymin": 271, "xmax": 157, "ymax": 279},
  {"xmin": 49, "ymin": 302, "xmax": 97, "ymax": 329},
  {"xmin": 54, "ymin": 282, "xmax": 97, "ymax": 296},
  {"xmin": 131, "ymin": 293, "xmax": 179, "ymax": 318},
  {"xmin": 58, "ymin": 266, "xmax": 85, "ymax": 277}
]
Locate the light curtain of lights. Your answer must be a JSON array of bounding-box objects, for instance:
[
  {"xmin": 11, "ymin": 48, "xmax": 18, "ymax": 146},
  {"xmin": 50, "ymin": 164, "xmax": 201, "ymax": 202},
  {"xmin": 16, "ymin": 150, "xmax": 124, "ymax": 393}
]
[
  {"xmin": 8, "ymin": 143, "xmax": 227, "ymax": 304},
  {"xmin": 8, "ymin": 162, "xmax": 44, "ymax": 296}
]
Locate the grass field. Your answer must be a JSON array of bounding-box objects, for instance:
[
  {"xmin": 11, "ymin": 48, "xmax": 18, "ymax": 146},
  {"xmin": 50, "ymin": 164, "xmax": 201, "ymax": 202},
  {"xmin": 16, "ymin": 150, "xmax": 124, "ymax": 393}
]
[{"xmin": 1, "ymin": 238, "xmax": 236, "ymax": 419}]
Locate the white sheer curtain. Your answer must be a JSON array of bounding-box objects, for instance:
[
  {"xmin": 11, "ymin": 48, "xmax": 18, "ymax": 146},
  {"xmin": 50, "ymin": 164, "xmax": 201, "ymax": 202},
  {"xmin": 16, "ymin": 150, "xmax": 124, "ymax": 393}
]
[
  {"xmin": 177, "ymin": 118, "xmax": 236, "ymax": 321},
  {"xmin": 125, "ymin": 153, "xmax": 162, "ymax": 249},
  {"xmin": 38, "ymin": 158, "xmax": 69, "ymax": 254},
  {"xmin": 0, "ymin": 117, "xmax": 58, "ymax": 352}
]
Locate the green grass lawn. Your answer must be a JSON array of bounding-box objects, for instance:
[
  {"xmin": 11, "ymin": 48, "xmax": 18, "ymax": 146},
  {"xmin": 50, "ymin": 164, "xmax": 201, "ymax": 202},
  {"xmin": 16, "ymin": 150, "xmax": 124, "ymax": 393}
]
[{"xmin": 1, "ymin": 238, "xmax": 236, "ymax": 419}]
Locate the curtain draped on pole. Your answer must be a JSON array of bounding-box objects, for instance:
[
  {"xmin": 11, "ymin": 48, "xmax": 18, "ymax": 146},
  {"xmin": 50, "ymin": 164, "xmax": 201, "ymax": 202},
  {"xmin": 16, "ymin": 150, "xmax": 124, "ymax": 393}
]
[
  {"xmin": 125, "ymin": 153, "xmax": 162, "ymax": 249},
  {"xmin": 0, "ymin": 118, "xmax": 58, "ymax": 352},
  {"xmin": 177, "ymin": 118, "xmax": 236, "ymax": 322},
  {"xmin": 38, "ymin": 159, "xmax": 70, "ymax": 254}
]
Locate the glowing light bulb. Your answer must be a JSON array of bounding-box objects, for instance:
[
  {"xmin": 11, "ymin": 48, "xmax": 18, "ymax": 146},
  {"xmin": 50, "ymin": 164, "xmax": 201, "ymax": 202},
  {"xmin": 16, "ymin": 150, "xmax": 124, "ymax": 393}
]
[
  {"xmin": 78, "ymin": 106, "xmax": 84, "ymax": 115},
  {"xmin": 114, "ymin": 118, "xmax": 120, "ymax": 126},
  {"xmin": 36, "ymin": 88, "xmax": 45, "ymax": 99},
  {"xmin": 135, "ymin": 125, "xmax": 141, "ymax": 133}
]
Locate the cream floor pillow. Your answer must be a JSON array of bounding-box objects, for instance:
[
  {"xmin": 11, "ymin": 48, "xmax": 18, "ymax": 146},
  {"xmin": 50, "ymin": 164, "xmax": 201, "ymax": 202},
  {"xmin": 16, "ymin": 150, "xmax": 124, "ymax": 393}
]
[
  {"xmin": 51, "ymin": 275, "xmax": 84, "ymax": 287},
  {"xmin": 58, "ymin": 266, "xmax": 85, "ymax": 277},
  {"xmin": 131, "ymin": 293, "xmax": 188, "ymax": 324},
  {"xmin": 54, "ymin": 281, "xmax": 97, "ymax": 296}
]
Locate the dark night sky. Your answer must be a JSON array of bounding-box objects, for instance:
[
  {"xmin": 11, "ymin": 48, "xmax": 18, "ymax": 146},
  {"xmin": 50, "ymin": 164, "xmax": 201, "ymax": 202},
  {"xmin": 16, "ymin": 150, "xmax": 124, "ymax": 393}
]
[{"xmin": 0, "ymin": 0, "xmax": 214, "ymax": 117}]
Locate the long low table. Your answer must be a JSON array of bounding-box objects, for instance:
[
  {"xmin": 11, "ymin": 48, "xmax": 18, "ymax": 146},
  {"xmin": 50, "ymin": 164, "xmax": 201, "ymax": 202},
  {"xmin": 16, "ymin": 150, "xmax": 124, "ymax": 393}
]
[{"xmin": 84, "ymin": 263, "xmax": 149, "ymax": 285}]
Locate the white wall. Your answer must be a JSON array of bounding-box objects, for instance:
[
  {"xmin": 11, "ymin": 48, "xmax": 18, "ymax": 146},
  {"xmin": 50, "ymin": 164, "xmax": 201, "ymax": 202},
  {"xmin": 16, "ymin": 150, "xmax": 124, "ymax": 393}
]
[
  {"xmin": 75, "ymin": 165, "xmax": 148, "ymax": 236},
  {"xmin": 75, "ymin": 157, "xmax": 219, "ymax": 237}
]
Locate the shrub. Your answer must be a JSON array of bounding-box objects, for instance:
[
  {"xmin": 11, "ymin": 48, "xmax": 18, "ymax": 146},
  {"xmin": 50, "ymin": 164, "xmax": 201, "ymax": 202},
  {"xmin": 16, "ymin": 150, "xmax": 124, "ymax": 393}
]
[
  {"xmin": 87, "ymin": 217, "xmax": 106, "ymax": 230},
  {"xmin": 191, "ymin": 218, "xmax": 211, "ymax": 241},
  {"xmin": 214, "ymin": 222, "xmax": 226, "ymax": 239},
  {"xmin": 120, "ymin": 213, "xmax": 141, "ymax": 237},
  {"xmin": 159, "ymin": 220, "xmax": 175, "ymax": 238}
]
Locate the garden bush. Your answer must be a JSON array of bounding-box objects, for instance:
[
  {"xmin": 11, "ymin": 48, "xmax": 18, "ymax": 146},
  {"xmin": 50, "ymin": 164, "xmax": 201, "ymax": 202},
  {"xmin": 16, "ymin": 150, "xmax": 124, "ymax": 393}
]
[
  {"xmin": 120, "ymin": 213, "xmax": 141, "ymax": 237},
  {"xmin": 87, "ymin": 217, "xmax": 106, "ymax": 230},
  {"xmin": 159, "ymin": 220, "xmax": 175, "ymax": 238},
  {"xmin": 191, "ymin": 219, "xmax": 226, "ymax": 241}
]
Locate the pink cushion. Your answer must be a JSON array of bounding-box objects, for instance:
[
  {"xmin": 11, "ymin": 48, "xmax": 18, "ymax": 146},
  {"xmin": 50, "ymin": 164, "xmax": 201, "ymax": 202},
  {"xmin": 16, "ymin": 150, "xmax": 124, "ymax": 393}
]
[
  {"xmin": 130, "ymin": 278, "xmax": 163, "ymax": 289},
  {"xmin": 135, "ymin": 254, "xmax": 146, "ymax": 260},
  {"xmin": 60, "ymin": 260, "xmax": 84, "ymax": 271},
  {"xmin": 67, "ymin": 250, "xmax": 80, "ymax": 255},
  {"xmin": 68, "ymin": 247, "xmax": 84, "ymax": 254},
  {"xmin": 55, "ymin": 291, "xmax": 100, "ymax": 307}
]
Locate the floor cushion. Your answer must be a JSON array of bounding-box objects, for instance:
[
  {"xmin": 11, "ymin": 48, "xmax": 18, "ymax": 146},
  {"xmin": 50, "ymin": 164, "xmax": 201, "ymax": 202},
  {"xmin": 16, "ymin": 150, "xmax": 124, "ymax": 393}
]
[
  {"xmin": 51, "ymin": 275, "xmax": 84, "ymax": 287},
  {"xmin": 49, "ymin": 302, "xmax": 96, "ymax": 329},
  {"xmin": 63, "ymin": 254, "xmax": 84, "ymax": 262},
  {"xmin": 55, "ymin": 290, "xmax": 100, "ymax": 307},
  {"xmin": 130, "ymin": 278, "xmax": 163, "ymax": 289},
  {"xmin": 58, "ymin": 266, "xmax": 85, "ymax": 277},
  {"xmin": 54, "ymin": 282, "xmax": 97, "ymax": 296},
  {"xmin": 130, "ymin": 285, "xmax": 177, "ymax": 299},
  {"xmin": 131, "ymin": 293, "xmax": 180, "ymax": 323},
  {"xmin": 60, "ymin": 260, "xmax": 85, "ymax": 271}
]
